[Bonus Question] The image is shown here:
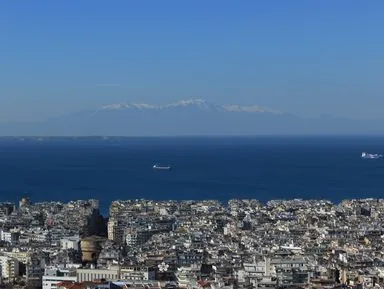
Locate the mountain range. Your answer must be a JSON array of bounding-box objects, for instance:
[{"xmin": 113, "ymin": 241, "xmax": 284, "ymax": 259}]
[{"xmin": 0, "ymin": 99, "xmax": 383, "ymax": 136}]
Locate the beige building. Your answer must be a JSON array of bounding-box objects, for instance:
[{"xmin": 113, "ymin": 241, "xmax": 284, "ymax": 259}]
[
  {"xmin": 0, "ymin": 255, "xmax": 19, "ymax": 280},
  {"xmin": 1, "ymin": 248, "xmax": 31, "ymax": 264},
  {"xmin": 107, "ymin": 218, "xmax": 124, "ymax": 244}
]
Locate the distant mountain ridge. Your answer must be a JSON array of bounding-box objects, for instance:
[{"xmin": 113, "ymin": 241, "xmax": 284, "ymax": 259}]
[
  {"xmin": 97, "ymin": 99, "xmax": 280, "ymax": 114},
  {"xmin": 0, "ymin": 99, "xmax": 383, "ymax": 136}
]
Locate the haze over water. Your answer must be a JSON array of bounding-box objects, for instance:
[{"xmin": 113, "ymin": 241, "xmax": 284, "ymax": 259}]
[{"xmin": 0, "ymin": 136, "xmax": 383, "ymax": 214}]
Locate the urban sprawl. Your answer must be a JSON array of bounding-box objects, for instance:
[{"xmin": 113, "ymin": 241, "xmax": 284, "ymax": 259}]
[{"xmin": 0, "ymin": 197, "xmax": 383, "ymax": 289}]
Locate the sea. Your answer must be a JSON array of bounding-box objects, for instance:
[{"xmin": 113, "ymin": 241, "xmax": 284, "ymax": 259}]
[{"xmin": 0, "ymin": 136, "xmax": 383, "ymax": 215}]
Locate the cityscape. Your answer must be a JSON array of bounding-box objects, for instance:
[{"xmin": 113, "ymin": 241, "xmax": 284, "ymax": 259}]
[
  {"xmin": 0, "ymin": 197, "xmax": 383, "ymax": 288},
  {"xmin": 2, "ymin": 1, "xmax": 384, "ymax": 289}
]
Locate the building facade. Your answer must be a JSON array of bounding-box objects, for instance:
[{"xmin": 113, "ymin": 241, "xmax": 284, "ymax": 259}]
[
  {"xmin": 42, "ymin": 267, "xmax": 77, "ymax": 289},
  {"xmin": 0, "ymin": 255, "xmax": 19, "ymax": 280},
  {"xmin": 76, "ymin": 268, "xmax": 119, "ymax": 282}
]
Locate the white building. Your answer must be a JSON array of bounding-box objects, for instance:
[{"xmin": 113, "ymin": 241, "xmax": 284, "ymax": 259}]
[
  {"xmin": 21, "ymin": 229, "xmax": 48, "ymax": 243},
  {"xmin": 175, "ymin": 266, "xmax": 200, "ymax": 289},
  {"xmin": 125, "ymin": 232, "xmax": 138, "ymax": 246},
  {"xmin": 42, "ymin": 267, "xmax": 77, "ymax": 289},
  {"xmin": 0, "ymin": 255, "xmax": 19, "ymax": 280},
  {"xmin": 60, "ymin": 236, "xmax": 80, "ymax": 251},
  {"xmin": 236, "ymin": 262, "xmax": 266, "ymax": 288},
  {"xmin": 76, "ymin": 268, "xmax": 119, "ymax": 282},
  {"xmin": 0, "ymin": 229, "xmax": 19, "ymax": 244},
  {"xmin": 120, "ymin": 266, "xmax": 155, "ymax": 281}
]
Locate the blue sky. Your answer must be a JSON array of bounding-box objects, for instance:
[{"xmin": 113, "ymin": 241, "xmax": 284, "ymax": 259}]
[{"xmin": 1, "ymin": 1, "xmax": 383, "ymax": 122}]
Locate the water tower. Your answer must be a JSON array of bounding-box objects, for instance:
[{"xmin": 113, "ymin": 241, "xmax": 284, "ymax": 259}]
[
  {"xmin": 19, "ymin": 196, "xmax": 31, "ymax": 208},
  {"xmin": 80, "ymin": 236, "xmax": 105, "ymax": 264}
]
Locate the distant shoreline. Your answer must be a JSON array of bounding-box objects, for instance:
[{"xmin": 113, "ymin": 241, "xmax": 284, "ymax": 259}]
[
  {"xmin": 2, "ymin": 197, "xmax": 383, "ymax": 217},
  {"xmin": 1, "ymin": 134, "xmax": 384, "ymax": 139}
]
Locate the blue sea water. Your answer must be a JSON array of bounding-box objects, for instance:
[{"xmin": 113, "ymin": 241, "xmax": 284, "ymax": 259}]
[{"xmin": 0, "ymin": 136, "xmax": 383, "ymax": 214}]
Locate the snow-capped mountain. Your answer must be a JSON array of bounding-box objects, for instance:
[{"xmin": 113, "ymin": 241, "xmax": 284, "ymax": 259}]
[
  {"xmin": 0, "ymin": 99, "xmax": 383, "ymax": 136},
  {"xmin": 100, "ymin": 103, "xmax": 158, "ymax": 110},
  {"xmin": 98, "ymin": 99, "xmax": 279, "ymax": 114}
]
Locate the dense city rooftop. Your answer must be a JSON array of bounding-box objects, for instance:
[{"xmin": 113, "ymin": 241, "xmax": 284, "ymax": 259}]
[{"xmin": 0, "ymin": 197, "xmax": 383, "ymax": 288}]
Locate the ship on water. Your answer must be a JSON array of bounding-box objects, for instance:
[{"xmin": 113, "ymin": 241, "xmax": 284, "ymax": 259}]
[
  {"xmin": 153, "ymin": 164, "xmax": 172, "ymax": 170},
  {"xmin": 361, "ymin": 152, "xmax": 382, "ymax": 159}
]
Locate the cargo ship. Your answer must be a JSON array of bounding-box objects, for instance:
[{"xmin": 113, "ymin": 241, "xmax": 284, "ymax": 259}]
[{"xmin": 153, "ymin": 164, "xmax": 171, "ymax": 170}]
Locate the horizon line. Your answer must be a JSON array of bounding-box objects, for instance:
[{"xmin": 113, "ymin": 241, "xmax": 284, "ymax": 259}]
[{"xmin": 0, "ymin": 134, "xmax": 384, "ymax": 138}]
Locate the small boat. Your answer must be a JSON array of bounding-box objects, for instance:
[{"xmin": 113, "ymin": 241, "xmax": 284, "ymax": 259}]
[{"xmin": 153, "ymin": 164, "xmax": 171, "ymax": 170}]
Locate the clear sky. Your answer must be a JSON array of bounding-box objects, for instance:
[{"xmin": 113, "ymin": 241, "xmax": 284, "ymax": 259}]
[{"xmin": 1, "ymin": 1, "xmax": 383, "ymax": 122}]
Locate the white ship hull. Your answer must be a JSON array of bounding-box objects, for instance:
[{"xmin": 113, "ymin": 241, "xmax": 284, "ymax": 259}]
[
  {"xmin": 361, "ymin": 152, "xmax": 382, "ymax": 159},
  {"xmin": 153, "ymin": 164, "xmax": 171, "ymax": 170}
]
